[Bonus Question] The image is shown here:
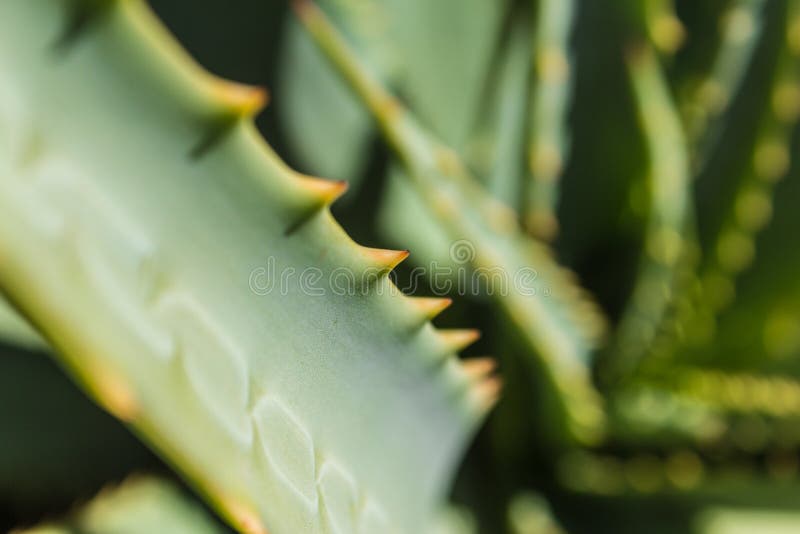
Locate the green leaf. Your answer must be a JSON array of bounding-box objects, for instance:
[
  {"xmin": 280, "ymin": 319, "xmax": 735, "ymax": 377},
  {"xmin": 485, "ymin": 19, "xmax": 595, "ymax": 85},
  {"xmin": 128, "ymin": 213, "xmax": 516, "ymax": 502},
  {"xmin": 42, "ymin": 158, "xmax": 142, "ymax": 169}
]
[
  {"xmin": 277, "ymin": 0, "xmax": 509, "ymax": 190},
  {"xmin": 296, "ymin": 1, "xmax": 608, "ymax": 445},
  {"xmin": 0, "ymin": 1, "xmax": 492, "ymax": 532}
]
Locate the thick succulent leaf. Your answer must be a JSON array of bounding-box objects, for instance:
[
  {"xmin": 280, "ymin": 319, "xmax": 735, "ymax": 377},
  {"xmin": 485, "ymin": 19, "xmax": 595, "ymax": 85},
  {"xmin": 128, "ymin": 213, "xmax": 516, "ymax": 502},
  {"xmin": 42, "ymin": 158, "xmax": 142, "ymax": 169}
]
[
  {"xmin": 697, "ymin": 508, "xmax": 800, "ymax": 534},
  {"xmin": 556, "ymin": 476, "xmax": 800, "ymax": 534},
  {"xmin": 559, "ymin": 450, "xmax": 800, "ymax": 510},
  {"xmin": 620, "ymin": 0, "xmax": 686, "ymax": 56},
  {"xmin": 602, "ymin": 44, "xmax": 692, "ymax": 383},
  {"xmin": 380, "ymin": 9, "xmax": 530, "ymax": 279},
  {"xmin": 607, "ymin": 384, "xmax": 727, "ymax": 448},
  {"xmin": 507, "ymin": 492, "xmax": 567, "ymax": 534},
  {"xmin": 379, "ymin": 0, "xmax": 508, "ymax": 149},
  {"xmin": 620, "ymin": 2, "xmax": 785, "ymax": 384},
  {"xmin": 694, "ymin": 160, "xmax": 800, "ymax": 373},
  {"xmin": 524, "ymin": 0, "xmax": 577, "ymax": 240},
  {"xmin": 296, "ymin": 2, "xmax": 608, "ymax": 445},
  {"xmin": 277, "ymin": 0, "xmax": 509, "ymax": 187},
  {"xmin": 381, "ymin": 17, "xmax": 533, "ymax": 276},
  {"xmin": 277, "ymin": 10, "xmax": 379, "ymax": 183},
  {"xmin": 464, "ymin": 14, "xmax": 531, "ymax": 211},
  {"xmin": 555, "ymin": 0, "xmax": 649, "ymax": 317},
  {"xmin": 610, "ymin": 365, "xmax": 800, "ymax": 452},
  {"xmin": 17, "ymin": 477, "xmax": 225, "ymax": 534},
  {"xmin": 378, "ymin": 164, "xmax": 455, "ymax": 278},
  {"xmin": 427, "ymin": 507, "xmax": 477, "ymax": 534},
  {"xmin": 0, "ymin": 2, "xmax": 492, "ymax": 532},
  {"xmin": 681, "ymin": 0, "xmax": 769, "ymax": 169},
  {"xmin": 663, "ymin": 0, "xmax": 800, "ymax": 372}
]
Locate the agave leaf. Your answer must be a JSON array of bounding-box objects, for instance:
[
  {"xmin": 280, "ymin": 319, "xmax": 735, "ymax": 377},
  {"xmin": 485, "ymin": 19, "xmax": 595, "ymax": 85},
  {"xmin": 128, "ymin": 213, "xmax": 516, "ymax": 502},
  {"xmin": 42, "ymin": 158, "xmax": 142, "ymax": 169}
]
[{"xmin": 0, "ymin": 1, "xmax": 493, "ymax": 532}]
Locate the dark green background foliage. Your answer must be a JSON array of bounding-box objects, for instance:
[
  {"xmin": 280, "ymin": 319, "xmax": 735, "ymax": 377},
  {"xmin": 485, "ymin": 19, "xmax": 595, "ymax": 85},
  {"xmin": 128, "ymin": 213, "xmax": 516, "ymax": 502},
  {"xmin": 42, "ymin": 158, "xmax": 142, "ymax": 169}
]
[{"xmin": 3, "ymin": 1, "xmax": 800, "ymax": 532}]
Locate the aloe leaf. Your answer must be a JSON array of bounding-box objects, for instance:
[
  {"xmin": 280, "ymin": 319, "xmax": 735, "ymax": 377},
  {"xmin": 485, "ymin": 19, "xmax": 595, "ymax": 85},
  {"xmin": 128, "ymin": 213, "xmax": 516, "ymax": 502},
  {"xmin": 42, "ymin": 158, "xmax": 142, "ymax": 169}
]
[
  {"xmin": 608, "ymin": 384, "xmax": 728, "ymax": 448},
  {"xmin": 465, "ymin": 13, "xmax": 531, "ymax": 210},
  {"xmin": 559, "ymin": 449, "xmax": 800, "ymax": 509},
  {"xmin": 601, "ymin": 44, "xmax": 692, "ymax": 384},
  {"xmin": 628, "ymin": 0, "xmax": 775, "ymax": 378},
  {"xmin": 277, "ymin": 0, "xmax": 509, "ymax": 188},
  {"xmin": 689, "ymin": 5, "xmax": 799, "ymax": 354},
  {"xmin": 295, "ymin": 0, "xmax": 608, "ymax": 445},
  {"xmin": 660, "ymin": 0, "xmax": 800, "ymax": 371},
  {"xmin": 523, "ymin": 0, "xmax": 576, "ymax": 240},
  {"xmin": 277, "ymin": 15, "xmax": 375, "ymax": 183},
  {"xmin": 381, "ymin": 15, "xmax": 532, "ymax": 270},
  {"xmin": 682, "ymin": 0, "xmax": 768, "ymax": 170},
  {"xmin": 0, "ymin": 1, "xmax": 495, "ymax": 532},
  {"xmin": 602, "ymin": 2, "xmax": 763, "ymax": 375},
  {"xmin": 621, "ymin": 0, "xmax": 686, "ymax": 56},
  {"xmin": 697, "ymin": 507, "xmax": 800, "ymax": 534},
  {"xmin": 379, "ymin": 0, "xmax": 508, "ymax": 149},
  {"xmin": 17, "ymin": 477, "xmax": 226, "ymax": 534},
  {"xmin": 277, "ymin": 0, "xmax": 395, "ymax": 184},
  {"xmin": 507, "ymin": 492, "xmax": 567, "ymax": 534},
  {"xmin": 428, "ymin": 507, "xmax": 477, "ymax": 534},
  {"xmin": 648, "ymin": 367, "xmax": 800, "ymax": 421},
  {"xmin": 621, "ymin": 366, "xmax": 800, "ymax": 451},
  {"xmin": 603, "ymin": 1, "xmax": 796, "ymax": 394},
  {"xmin": 378, "ymin": 164, "xmax": 456, "ymax": 279},
  {"xmin": 609, "ymin": 358, "xmax": 800, "ymax": 453}
]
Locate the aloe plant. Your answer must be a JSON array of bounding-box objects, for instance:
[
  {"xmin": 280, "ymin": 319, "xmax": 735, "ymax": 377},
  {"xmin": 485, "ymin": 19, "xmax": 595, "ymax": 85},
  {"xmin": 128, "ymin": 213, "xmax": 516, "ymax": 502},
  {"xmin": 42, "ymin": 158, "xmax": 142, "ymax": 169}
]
[
  {"xmin": 0, "ymin": 1, "xmax": 495, "ymax": 533},
  {"xmin": 3, "ymin": 0, "xmax": 800, "ymax": 533}
]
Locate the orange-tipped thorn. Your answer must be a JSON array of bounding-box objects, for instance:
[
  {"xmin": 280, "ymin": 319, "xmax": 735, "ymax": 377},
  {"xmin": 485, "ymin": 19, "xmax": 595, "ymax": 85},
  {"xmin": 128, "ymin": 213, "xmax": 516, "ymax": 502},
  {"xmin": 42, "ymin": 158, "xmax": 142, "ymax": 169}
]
[
  {"xmin": 438, "ymin": 329, "xmax": 481, "ymax": 353},
  {"xmin": 93, "ymin": 367, "xmax": 139, "ymax": 423},
  {"xmin": 409, "ymin": 297, "xmax": 452, "ymax": 321},
  {"xmin": 212, "ymin": 79, "xmax": 269, "ymax": 117},
  {"xmin": 473, "ymin": 376, "xmax": 504, "ymax": 410},
  {"xmin": 298, "ymin": 175, "xmax": 349, "ymax": 206},
  {"xmin": 462, "ymin": 357, "xmax": 497, "ymax": 381},
  {"xmin": 363, "ymin": 247, "xmax": 410, "ymax": 273}
]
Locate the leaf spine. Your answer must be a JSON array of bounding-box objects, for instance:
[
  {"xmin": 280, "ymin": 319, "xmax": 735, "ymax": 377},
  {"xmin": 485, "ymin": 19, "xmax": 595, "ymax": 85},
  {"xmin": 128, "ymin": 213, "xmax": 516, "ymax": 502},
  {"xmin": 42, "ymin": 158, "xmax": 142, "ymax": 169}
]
[{"xmin": 437, "ymin": 329, "xmax": 481, "ymax": 353}]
